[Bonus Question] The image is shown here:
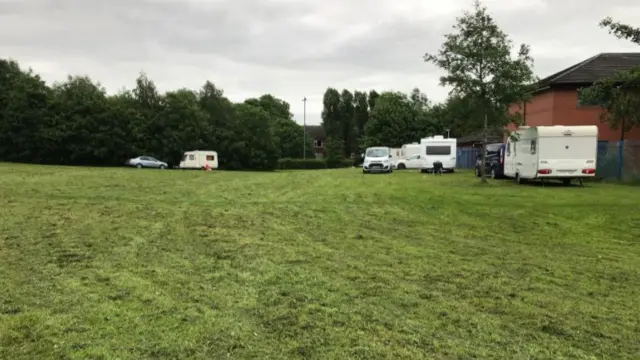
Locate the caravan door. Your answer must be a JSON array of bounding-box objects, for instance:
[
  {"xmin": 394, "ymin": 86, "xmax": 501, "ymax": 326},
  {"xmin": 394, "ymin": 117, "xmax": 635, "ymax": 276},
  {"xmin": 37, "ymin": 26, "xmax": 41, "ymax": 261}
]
[{"xmin": 503, "ymin": 140, "xmax": 515, "ymax": 177}]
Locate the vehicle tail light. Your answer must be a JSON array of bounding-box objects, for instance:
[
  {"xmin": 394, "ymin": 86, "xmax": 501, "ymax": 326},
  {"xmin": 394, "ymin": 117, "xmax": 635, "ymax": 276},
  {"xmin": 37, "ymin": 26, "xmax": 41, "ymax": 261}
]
[
  {"xmin": 538, "ymin": 169, "xmax": 552, "ymax": 174},
  {"xmin": 582, "ymin": 168, "xmax": 595, "ymax": 174}
]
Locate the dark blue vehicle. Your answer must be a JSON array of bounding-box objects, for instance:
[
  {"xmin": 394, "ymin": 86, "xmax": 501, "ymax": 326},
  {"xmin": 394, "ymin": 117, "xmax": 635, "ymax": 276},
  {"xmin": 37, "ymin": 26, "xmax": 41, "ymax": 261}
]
[{"xmin": 474, "ymin": 143, "xmax": 505, "ymax": 179}]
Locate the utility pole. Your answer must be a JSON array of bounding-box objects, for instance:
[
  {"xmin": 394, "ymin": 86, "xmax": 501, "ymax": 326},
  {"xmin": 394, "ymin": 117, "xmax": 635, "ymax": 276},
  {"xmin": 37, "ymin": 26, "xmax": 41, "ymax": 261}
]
[{"xmin": 302, "ymin": 97, "xmax": 307, "ymax": 159}]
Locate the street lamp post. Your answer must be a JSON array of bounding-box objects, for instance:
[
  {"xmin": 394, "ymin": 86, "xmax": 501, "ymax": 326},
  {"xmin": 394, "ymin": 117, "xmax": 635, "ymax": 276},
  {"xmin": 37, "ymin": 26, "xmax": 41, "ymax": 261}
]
[{"xmin": 302, "ymin": 97, "xmax": 307, "ymax": 159}]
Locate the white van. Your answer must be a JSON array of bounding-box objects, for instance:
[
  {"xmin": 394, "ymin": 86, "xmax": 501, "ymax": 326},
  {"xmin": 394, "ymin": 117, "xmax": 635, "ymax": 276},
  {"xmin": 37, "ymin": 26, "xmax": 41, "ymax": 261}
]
[
  {"xmin": 503, "ymin": 125, "xmax": 597, "ymax": 185},
  {"xmin": 179, "ymin": 150, "xmax": 219, "ymax": 169},
  {"xmin": 362, "ymin": 146, "xmax": 393, "ymax": 173},
  {"xmin": 419, "ymin": 136, "xmax": 457, "ymax": 172}
]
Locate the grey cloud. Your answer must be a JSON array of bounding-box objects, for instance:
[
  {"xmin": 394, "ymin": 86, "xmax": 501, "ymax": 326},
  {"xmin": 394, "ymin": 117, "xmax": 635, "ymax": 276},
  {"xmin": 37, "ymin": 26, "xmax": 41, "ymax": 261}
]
[{"xmin": 1, "ymin": 0, "xmax": 640, "ymax": 114}]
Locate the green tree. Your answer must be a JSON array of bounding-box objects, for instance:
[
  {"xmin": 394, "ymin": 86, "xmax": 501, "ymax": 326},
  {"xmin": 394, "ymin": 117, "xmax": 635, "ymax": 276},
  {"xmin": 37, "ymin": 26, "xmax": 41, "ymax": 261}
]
[
  {"xmin": 132, "ymin": 73, "xmax": 164, "ymax": 157},
  {"xmin": 244, "ymin": 94, "xmax": 312, "ymax": 158},
  {"xmin": 364, "ymin": 92, "xmax": 418, "ymax": 147},
  {"xmin": 0, "ymin": 60, "xmax": 51, "ymax": 163},
  {"xmin": 430, "ymin": 94, "xmax": 483, "ymax": 138},
  {"xmin": 231, "ymin": 103, "xmax": 279, "ymax": 170},
  {"xmin": 424, "ymin": 0, "xmax": 536, "ymax": 181},
  {"xmin": 159, "ymin": 89, "xmax": 211, "ymax": 165},
  {"xmin": 323, "ymin": 136, "xmax": 344, "ymax": 168},
  {"xmin": 367, "ymin": 90, "xmax": 379, "ymax": 111},
  {"xmin": 339, "ymin": 89, "xmax": 355, "ymax": 157},
  {"xmin": 48, "ymin": 76, "xmax": 115, "ymax": 165},
  {"xmin": 321, "ymin": 87, "xmax": 342, "ymax": 140},
  {"xmin": 198, "ymin": 81, "xmax": 236, "ymax": 168},
  {"xmin": 579, "ymin": 18, "xmax": 640, "ymax": 141},
  {"xmin": 352, "ymin": 91, "xmax": 369, "ymax": 158}
]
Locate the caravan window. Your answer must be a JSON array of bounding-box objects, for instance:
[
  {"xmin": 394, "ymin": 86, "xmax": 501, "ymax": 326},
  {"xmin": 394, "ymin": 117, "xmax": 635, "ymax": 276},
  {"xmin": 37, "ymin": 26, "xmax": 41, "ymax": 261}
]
[
  {"xmin": 189, "ymin": 154, "xmax": 195, "ymax": 160},
  {"xmin": 426, "ymin": 146, "xmax": 451, "ymax": 155},
  {"xmin": 206, "ymin": 155, "xmax": 215, "ymax": 161},
  {"xmin": 530, "ymin": 140, "xmax": 536, "ymax": 154}
]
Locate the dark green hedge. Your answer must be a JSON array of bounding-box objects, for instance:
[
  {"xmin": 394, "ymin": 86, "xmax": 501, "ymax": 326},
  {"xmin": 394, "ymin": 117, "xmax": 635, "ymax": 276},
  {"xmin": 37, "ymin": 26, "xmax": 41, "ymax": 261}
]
[{"xmin": 278, "ymin": 158, "xmax": 354, "ymax": 170}]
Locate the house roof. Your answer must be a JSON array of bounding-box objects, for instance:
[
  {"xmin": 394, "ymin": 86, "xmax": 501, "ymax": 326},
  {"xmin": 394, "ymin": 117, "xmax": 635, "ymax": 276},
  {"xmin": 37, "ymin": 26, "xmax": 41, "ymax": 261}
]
[
  {"xmin": 536, "ymin": 53, "xmax": 640, "ymax": 90},
  {"xmin": 305, "ymin": 125, "xmax": 325, "ymax": 140}
]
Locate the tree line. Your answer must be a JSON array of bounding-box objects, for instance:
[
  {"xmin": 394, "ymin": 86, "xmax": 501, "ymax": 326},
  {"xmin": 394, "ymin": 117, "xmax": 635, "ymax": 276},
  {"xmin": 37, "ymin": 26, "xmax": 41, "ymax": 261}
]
[{"xmin": 0, "ymin": 62, "xmax": 316, "ymax": 170}]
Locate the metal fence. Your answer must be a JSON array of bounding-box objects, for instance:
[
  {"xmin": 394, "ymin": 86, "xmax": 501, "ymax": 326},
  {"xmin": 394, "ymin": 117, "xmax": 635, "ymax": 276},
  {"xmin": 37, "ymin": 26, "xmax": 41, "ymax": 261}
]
[
  {"xmin": 457, "ymin": 141, "xmax": 640, "ymax": 181},
  {"xmin": 457, "ymin": 148, "xmax": 480, "ymax": 169},
  {"xmin": 597, "ymin": 140, "xmax": 640, "ymax": 181}
]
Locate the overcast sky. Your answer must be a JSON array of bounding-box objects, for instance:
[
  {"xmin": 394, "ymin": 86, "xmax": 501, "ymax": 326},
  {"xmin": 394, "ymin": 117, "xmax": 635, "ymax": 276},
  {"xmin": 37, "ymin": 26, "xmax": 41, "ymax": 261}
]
[{"xmin": 2, "ymin": 0, "xmax": 639, "ymax": 125}]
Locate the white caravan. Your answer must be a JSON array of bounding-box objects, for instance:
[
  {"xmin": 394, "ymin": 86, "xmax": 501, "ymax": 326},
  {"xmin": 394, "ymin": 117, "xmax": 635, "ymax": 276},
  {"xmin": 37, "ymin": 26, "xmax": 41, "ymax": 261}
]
[
  {"xmin": 179, "ymin": 150, "xmax": 219, "ymax": 169},
  {"xmin": 394, "ymin": 143, "xmax": 421, "ymax": 169},
  {"xmin": 419, "ymin": 136, "xmax": 457, "ymax": 172},
  {"xmin": 390, "ymin": 148, "xmax": 402, "ymax": 162},
  {"xmin": 503, "ymin": 125, "xmax": 598, "ymax": 184}
]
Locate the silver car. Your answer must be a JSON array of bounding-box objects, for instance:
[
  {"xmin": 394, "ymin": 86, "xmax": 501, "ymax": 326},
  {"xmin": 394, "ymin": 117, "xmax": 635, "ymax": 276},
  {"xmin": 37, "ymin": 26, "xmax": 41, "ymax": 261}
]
[{"xmin": 126, "ymin": 156, "xmax": 168, "ymax": 169}]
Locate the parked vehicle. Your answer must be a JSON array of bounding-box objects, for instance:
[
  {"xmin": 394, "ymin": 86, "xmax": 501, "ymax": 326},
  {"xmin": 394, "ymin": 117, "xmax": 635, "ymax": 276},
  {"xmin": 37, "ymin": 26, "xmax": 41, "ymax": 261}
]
[
  {"xmin": 179, "ymin": 150, "xmax": 219, "ymax": 169},
  {"xmin": 503, "ymin": 125, "xmax": 598, "ymax": 185},
  {"xmin": 419, "ymin": 136, "xmax": 457, "ymax": 173},
  {"xmin": 401, "ymin": 143, "xmax": 421, "ymax": 159},
  {"xmin": 390, "ymin": 148, "xmax": 402, "ymax": 163},
  {"xmin": 126, "ymin": 156, "xmax": 168, "ymax": 169},
  {"xmin": 394, "ymin": 143, "xmax": 421, "ymax": 169},
  {"xmin": 362, "ymin": 147, "xmax": 393, "ymax": 173},
  {"xmin": 474, "ymin": 143, "xmax": 505, "ymax": 179},
  {"xmin": 395, "ymin": 154, "xmax": 422, "ymax": 170}
]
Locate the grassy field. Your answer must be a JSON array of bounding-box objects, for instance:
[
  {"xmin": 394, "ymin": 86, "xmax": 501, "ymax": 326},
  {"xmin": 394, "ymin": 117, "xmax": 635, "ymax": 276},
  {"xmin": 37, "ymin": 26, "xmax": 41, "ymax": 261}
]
[{"xmin": 0, "ymin": 164, "xmax": 638, "ymax": 359}]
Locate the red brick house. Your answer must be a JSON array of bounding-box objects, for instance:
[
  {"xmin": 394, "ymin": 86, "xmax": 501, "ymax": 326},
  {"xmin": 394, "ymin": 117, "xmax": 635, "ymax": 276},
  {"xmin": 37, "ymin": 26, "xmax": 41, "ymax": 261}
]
[{"xmin": 507, "ymin": 53, "xmax": 640, "ymax": 142}]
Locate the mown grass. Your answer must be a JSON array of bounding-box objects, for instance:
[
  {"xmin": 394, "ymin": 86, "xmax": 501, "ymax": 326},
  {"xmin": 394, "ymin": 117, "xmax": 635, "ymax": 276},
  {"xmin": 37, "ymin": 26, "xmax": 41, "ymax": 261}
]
[{"xmin": 0, "ymin": 164, "xmax": 638, "ymax": 359}]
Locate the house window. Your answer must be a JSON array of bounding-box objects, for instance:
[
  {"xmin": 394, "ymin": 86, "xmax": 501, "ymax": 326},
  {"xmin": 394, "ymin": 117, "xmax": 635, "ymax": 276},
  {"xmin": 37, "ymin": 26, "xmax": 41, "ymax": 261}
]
[
  {"xmin": 530, "ymin": 140, "xmax": 536, "ymax": 154},
  {"xmin": 313, "ymin": 139, "xmax": 323, "ymax": 147},
  {"xmin": 206, "ymin": 155, "xmax": 215, "ymax": 161}
]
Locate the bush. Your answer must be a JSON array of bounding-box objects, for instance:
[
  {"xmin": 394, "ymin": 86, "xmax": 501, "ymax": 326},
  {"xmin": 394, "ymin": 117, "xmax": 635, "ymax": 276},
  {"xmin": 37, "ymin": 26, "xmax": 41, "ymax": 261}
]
[
  {"xmin": 278, "ymin": 158, "xmax": 326, "ymax": 169},
  {"xmin": 278, "ymin": 158, "xmax": 354, "ymax": 170}
]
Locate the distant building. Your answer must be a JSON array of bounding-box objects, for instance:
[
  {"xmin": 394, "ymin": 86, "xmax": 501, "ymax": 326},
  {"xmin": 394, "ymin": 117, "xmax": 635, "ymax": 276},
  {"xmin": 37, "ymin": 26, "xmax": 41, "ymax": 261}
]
[
  {"xmin": 305, "ymin": 125, "xmax": 325, "ymax": 159},
  {"xmin": 508, "ymin": 53, "xmax": 640, "ymax": 142}
]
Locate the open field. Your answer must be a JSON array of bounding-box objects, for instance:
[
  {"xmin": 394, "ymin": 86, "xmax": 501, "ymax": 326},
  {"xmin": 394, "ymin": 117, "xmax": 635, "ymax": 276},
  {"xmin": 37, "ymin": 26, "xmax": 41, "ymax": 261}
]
[{"xmin": 1, "ymin": 164, "xmax": 639, "ymax": 359}]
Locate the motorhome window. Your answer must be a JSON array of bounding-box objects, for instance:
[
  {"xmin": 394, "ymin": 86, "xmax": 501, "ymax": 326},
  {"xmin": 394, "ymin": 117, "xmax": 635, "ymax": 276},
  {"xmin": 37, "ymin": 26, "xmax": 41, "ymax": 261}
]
[
  {"xmin": 530, "ymin": 140, "xmax": 536, "ymax": 154},
  {"xmin": 365, "ymin": 148, "xmax": 389, "ymax": 157},
  {"xmin": 206, "ymin": 155, "xmax": 215, "ymax": 161},
  {"xmin": 426, "ymin": 146, "xmax": 451, "ymax": 155},
  {"xmin": 189, "ymin": 155, "xmax": 195, "ymax": 160}
]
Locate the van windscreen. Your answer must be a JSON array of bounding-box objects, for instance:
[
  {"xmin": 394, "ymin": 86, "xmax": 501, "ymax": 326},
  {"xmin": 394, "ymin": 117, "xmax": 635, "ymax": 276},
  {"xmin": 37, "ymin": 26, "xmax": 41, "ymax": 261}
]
[{"xmin": 426, "ymin": 146, "xmax": 451, "ymax": 155}]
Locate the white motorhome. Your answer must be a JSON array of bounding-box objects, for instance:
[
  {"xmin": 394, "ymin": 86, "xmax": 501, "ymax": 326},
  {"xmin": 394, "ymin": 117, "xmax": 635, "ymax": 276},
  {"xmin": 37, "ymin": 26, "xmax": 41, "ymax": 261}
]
[
  {"xmin": 179, "ymin": 150, "xmax": 219, "ymax": 169},
  {"xmin": 419, "ymin": 136, "xmax": 457, "ymax": 172},
  {"xmin": 503, "ymin": 125, "xmax": 598, "ymax": 185},
  {"xmin": 394, "ymin": 143, "xmax": 421, "ymax": 169}
]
